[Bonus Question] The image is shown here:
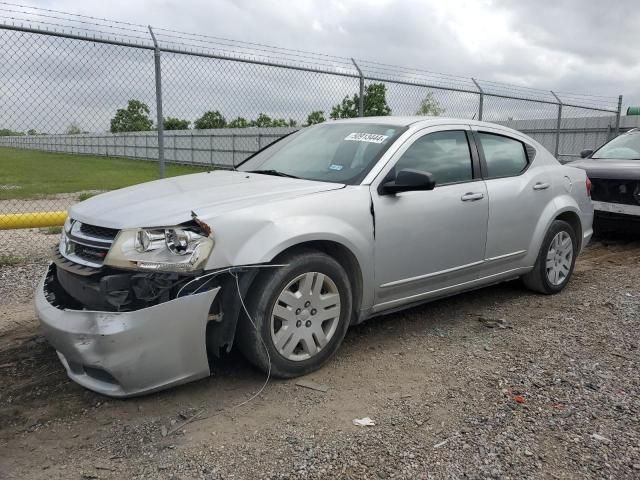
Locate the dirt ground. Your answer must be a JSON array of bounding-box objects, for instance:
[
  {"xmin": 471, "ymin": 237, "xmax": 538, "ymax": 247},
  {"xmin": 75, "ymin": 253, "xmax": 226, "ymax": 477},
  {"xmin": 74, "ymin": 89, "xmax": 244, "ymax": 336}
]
[{"xmin": 0, "ymin": 237, "xmax": 639, "ymax": 479}]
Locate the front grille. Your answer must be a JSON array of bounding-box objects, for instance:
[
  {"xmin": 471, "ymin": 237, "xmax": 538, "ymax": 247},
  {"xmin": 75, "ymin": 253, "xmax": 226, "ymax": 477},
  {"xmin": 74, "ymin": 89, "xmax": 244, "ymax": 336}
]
[
  {"xmin": 58, "ymin": 219, "xmax": 119, "ymax": 269},
  {"xmin": 53, "ymin": 247, "xmax": 101, "ymax": 276},
  {"xmin": 591, "ymin": 179, "xmax": 640, "ymax": 205},
  {"xmin": 79, "ymin": 223, "xmax": 119, "ymax": 240},
  {"xmin": 73, "ymin": 243, "xmax": 109, "ymax": 263}
]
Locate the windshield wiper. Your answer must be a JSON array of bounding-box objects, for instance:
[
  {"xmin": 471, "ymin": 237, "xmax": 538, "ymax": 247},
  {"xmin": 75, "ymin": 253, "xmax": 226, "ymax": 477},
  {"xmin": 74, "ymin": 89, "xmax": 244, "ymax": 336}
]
[{"xmin": 246, "ymin": 169, "xmax": 301, "ymax": 179}]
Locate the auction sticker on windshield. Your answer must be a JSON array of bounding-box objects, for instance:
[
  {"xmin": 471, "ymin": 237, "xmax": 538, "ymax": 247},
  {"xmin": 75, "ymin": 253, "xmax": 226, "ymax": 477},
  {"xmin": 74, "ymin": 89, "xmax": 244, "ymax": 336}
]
[{"xmin": 344, "ymin": 132, "xmax": 389, "ymax": 144}]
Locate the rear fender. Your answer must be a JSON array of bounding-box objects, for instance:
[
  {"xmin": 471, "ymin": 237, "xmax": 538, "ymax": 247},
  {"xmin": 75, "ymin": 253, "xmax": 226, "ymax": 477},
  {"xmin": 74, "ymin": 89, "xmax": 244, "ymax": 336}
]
[{"xmin": 524, "ymin": 195, "xmax": 582, "ymax": 266}]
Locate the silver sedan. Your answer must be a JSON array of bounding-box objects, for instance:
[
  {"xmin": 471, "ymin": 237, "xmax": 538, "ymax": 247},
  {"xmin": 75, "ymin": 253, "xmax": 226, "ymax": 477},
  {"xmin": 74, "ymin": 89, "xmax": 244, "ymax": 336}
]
[{"xmin": 36, "ymin": 117, "xmax": 594, "ymax": 397}]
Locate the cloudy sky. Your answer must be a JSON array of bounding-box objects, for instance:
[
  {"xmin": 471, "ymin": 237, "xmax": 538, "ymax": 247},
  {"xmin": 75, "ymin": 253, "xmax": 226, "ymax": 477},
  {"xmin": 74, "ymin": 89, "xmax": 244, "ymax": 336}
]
[
  {"xmin": 27, "ymin": 0, "xmax": 637, "ymax": 103},
  {"xmin": 2, "ymin": 0, "xmax": 638, "ymax": 133}
]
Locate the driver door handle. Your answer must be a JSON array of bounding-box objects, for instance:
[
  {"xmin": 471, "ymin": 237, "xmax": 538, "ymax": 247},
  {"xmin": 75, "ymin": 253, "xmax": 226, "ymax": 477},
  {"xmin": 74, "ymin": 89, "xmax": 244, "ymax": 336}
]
[
  {"xmin": 533, "ymin": 182, "xmax": 550, "ymax": 190},
  {"xmin": 461, "ymin": 192, "xmax": 484, "ymax": 202}
]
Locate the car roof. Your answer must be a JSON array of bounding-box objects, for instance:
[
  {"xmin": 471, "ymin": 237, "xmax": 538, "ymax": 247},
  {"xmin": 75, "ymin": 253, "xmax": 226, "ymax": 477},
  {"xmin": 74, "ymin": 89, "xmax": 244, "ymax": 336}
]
[
  {"xmin": 329, "ymin": 116, "xmax": 500, "ymax": 129},
  {"xmin": 328, "ymin": 116, "xmax": 532, "ymax": 142}
]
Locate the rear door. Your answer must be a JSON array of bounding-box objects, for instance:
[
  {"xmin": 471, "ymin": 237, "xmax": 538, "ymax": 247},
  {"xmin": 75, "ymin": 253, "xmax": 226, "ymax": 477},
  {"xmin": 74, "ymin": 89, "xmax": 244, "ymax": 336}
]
[{"xmin": 471, "ymin": 126, "xmax": 555, "ymax": 270}]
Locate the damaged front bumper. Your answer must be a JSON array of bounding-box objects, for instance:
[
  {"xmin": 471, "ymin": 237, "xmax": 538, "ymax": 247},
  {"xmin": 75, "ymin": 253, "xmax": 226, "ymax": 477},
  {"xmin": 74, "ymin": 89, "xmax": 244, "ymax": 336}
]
[{"xmin": 35, "ymin": 264, "xmax": 220, "ymax": 397}]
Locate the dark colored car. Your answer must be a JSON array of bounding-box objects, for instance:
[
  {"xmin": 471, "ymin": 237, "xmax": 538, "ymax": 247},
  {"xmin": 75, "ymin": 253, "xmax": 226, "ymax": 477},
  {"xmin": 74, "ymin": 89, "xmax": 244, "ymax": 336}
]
[{"xmin": 570, "ymin": 129, "xmax": 640, "ymax": 230}]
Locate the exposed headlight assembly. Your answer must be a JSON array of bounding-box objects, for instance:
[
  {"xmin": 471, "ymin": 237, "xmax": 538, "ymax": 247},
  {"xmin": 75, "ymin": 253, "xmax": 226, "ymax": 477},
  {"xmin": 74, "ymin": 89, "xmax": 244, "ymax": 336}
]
[{"xmin": 104, "ymin": 226, "xmax": 214, "ymax": 273}]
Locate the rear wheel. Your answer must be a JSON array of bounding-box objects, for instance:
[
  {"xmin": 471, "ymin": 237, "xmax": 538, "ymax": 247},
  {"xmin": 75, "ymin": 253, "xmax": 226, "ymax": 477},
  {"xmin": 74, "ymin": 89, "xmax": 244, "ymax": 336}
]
[
  {"xmin": 523, "ymin": 220, "xmax": 577, "ymax": 294},
  {"xmin": 236, "ymin": 249, "xmax": 352, "ymax": 378}
]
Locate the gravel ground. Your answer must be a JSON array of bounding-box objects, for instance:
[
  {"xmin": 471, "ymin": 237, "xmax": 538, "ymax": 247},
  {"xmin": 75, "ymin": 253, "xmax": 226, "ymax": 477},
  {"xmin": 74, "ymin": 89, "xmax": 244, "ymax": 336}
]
[
  {"xmin": 0, "ymin": 262, "xmax": 47, "ymax": 308},
  {"xmin": 0, "ymin": 237, "xmax": 639, "ymax": 479}
]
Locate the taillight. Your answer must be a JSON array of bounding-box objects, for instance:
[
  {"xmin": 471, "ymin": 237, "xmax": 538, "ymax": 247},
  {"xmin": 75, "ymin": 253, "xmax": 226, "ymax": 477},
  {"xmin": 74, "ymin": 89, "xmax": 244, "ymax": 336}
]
[{"xmin": 585, "ymin": 177, "xmax": 592, "ymax": 197}]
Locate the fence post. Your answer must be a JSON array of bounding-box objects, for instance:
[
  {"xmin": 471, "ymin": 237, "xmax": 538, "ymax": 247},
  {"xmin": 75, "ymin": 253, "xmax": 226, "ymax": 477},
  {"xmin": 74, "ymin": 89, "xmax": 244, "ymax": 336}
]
[
  {"xmin": 148, "ymin": 26, "xmax": 165, "ymax": 179},
  {"xmin": 351, "ymin": 58, "xmax": 364, "ymax": 117},
  {"xmin": 471, "ymin": 78, "xmax": 483, "ymax": 121},
  {"xmin": 550, "ymin": 91, "xmax": 562, "ymax": 158},
  {"xmin": 191, "ymin": 131, "xmax": 195, "ymax": 164},
  {"xmin": 614, "ymin": 94, "xmax": 623, "ymax": 137},
  {"xmin": 231, "ymin": 133, "xmax": 236, "ymax": 169},
  {"xmin": 209, "ymin": 134, "xmax": 213, "ymax": 167}
]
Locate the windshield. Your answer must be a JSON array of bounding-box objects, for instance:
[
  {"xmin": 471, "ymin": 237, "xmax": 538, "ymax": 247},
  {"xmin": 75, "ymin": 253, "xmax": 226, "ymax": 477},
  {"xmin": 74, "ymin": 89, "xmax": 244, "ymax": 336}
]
[
  {"xmin": 592, "ymin": 132, "xmax": 640, "ymax": 160},
  {"xmin": 238, "ymin": 123, "xmax": 405, "ymax": 184}
]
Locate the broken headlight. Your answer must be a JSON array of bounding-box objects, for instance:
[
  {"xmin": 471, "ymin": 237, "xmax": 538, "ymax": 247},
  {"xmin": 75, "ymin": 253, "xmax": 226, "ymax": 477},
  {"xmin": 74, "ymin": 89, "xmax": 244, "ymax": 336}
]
[{"xmin": 104, "ymin": 226, "xmax": 214, "ymax": 273}]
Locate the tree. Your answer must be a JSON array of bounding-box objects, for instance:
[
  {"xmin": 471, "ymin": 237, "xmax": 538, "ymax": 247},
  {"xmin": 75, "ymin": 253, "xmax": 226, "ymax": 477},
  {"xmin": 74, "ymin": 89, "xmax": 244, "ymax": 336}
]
[
  {"xmin": 306, "ymin": 111, "xmax": 326, "ymax": 125},
  {"xmin": 251, "ymin": 113, "xmax": 272, "ymax": 127},
  {"xmin": 330, "ymin": 95, "xmax": 357, "ymax": 119},
  {"xmin": 363, "ymin": 83, "xmax": 392, "ymax": 117},
  {"xmin": 228, "ymin": 117, "xmax": 249, "ymax": 128},
  {"xmin": 330, "ymin": 83, "xmax": 391, "ymax": 119},
  {"xmin": 194, "ymin": 110, "xmax": 226, "ymax": 129},
  {"xmin": 110, "ymin": 100, "xmax": 153, "ymax": 133},
  {"xmin": 163, "ymin": 117, "xmax": 190, "ymax": 130},
  {"xmin": 251, "ymin": 113, "xmax": 289, "ymax": 127},
  {"xmin": 65, "ymin": 123, "xmax": 82, "ymax": 135},
  {"xmin": 0, "ymin": 129, "xmax": 24, "ymax": 136},
  {"xmin": 27, "ymin": 129, "xmax": 37, "ymax": 136},
  {"xmin": 415, "ymin": 93, "xmax": 445, "ymax": 116}
]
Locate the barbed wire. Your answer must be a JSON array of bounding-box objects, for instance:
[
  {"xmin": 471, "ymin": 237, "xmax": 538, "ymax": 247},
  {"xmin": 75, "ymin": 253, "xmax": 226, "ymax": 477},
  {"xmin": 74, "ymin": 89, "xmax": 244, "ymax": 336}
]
[
  {"xmin": 0, "ymin": 1, "xmax": 148, "ymax": 29},
  {"xmin": 0, "ymin": 15, "xmax": 152, "ymax": 44},
  {"xmin": 154, "ymin": 36, "xmax": 356, "ymax": 71},
  {"xmin": 0, "ymin": 6, "xmax": 149, "ymax": 35}
]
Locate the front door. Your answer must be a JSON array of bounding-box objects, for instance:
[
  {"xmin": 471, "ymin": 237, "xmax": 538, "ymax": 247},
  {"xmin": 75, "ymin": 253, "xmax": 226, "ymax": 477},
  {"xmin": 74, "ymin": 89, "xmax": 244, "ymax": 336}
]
[{"xmin": 371, "ymin": 126, "xmax": 488, "ymax": 311}]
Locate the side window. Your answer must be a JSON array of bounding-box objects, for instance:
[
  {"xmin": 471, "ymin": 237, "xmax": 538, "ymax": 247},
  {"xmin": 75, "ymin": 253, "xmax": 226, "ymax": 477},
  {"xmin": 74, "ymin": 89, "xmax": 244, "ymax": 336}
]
[
  {"xmin": 478, "ymin": 133, "xmax": 528, "ymax": 178},
  {"xmin": 394, "ymin": 130, "xmax": 473, "ymax": 185}
]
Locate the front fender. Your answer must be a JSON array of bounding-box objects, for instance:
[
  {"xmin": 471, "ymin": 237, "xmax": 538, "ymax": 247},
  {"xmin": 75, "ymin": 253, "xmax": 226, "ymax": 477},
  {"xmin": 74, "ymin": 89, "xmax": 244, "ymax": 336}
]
[
  {"xmin": 235, "ymin": 215, "xmax": 372, "ymax": 266},
  {"xmin": 237, "ymin": 215, "xmax": 374, "ymax": 308},
  {"xmin": 202, "ymin": 187, "xmax": 375, "ymax": 311}
]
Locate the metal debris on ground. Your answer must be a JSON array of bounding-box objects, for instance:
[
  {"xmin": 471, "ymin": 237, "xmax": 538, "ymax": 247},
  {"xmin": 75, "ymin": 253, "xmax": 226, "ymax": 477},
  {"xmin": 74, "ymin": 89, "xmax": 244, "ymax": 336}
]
[
  {"xmin": 352, "ymin": 417, "xmax": 376, "ymax": 427},
  {"xmin": 478, "ymin": 316, "xmax": 512, "ymax": 329},
  {"xmin": 295, "ymin": 379, "xmax": 329, "ymax": 393},
  {"xmin": 433, "ymin": 439, "xmax": 449, "ymax": 449}
]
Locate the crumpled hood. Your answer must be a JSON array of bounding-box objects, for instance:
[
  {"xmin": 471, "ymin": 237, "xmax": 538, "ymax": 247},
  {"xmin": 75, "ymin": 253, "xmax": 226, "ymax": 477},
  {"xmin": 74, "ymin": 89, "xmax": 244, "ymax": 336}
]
[
  {"xmin": 69, "ymin": 170, "xmax": 344, "ymax": 229},
  {"xmin": 569, "ymin": 159, "xmax": 640, "ymax": 180}
]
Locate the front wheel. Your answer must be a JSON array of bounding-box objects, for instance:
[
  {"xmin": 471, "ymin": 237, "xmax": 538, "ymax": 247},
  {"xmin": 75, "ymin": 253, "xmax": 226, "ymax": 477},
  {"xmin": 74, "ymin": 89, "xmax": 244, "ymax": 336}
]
[
  {"xmin": 523, "ymin": 219, "xmax": 577, "ymax": 294},
  {"xmin": 236, "ymin": 249, "xmax": 353, "ymax": 378}
]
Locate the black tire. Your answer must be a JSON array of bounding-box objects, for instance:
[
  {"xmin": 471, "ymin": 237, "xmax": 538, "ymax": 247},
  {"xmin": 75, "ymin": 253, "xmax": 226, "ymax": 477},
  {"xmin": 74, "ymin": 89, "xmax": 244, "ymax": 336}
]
[
  {"xmin": 522, "ymin": 219, "xmax": 577, "ymax": 294},
  {"xmin": 236, "ymin": 248, "xmax": 353, "ymax": 378}
]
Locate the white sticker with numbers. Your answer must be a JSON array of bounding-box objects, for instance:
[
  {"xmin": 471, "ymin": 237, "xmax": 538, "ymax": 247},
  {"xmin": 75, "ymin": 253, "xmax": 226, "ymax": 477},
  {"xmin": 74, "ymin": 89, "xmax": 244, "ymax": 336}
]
[{"xmin": 344, "ymin": 132, "xmax": 389, "ymax": 144}]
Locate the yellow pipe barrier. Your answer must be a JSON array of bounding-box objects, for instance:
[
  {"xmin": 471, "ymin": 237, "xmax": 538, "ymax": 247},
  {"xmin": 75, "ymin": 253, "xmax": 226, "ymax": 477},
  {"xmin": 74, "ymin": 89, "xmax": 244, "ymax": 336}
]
[{"xmin": 0, "ymin": 211, "xmax": 68, "ymax": 230}]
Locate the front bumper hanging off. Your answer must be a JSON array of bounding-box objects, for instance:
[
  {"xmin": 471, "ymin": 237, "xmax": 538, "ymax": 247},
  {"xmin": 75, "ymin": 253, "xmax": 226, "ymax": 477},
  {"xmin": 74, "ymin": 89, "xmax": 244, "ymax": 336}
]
[{"xmin": 35, "ymin": 264, "xmax": 220, "ymax": 397}]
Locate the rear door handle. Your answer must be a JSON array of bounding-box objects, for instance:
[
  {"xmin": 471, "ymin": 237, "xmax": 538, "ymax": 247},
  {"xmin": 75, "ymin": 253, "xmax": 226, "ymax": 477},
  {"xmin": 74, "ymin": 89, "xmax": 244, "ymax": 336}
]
[
  {"xmin": 461, "ymin": 192, "xmax": 484, "ymax": 202},
  {"xmin": 533, "ymin": 182, "xmax": 550, "ymax": 190}
]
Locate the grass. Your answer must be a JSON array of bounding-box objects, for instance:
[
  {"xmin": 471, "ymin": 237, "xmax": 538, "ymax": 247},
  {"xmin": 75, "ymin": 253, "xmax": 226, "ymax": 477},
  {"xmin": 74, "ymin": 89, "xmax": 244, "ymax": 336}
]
[
  {"xmin": 44, "ymin": 226, "xmax": 62, "ymax": 235},
  {"xmin": 0, "ymin": 148, "xmax": 210, "ymax": 200},
  {"xmin": 0, "ymin": 254, "xmax": 23, "ymax": 266},
  {"xmin": 77, "ymin": 192, "xmax": 96, "ymax": 201}
]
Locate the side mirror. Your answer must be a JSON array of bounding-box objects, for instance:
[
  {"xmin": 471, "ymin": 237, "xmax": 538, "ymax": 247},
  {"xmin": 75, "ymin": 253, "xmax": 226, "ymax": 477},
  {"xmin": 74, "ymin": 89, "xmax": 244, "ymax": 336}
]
[
  {"xmin": 579, "ymin": 149, "xmax": 593, "ymax": 159},
  {"xmin": 380, "ymin": 169, "xmax": 436, "ymax": 194}
]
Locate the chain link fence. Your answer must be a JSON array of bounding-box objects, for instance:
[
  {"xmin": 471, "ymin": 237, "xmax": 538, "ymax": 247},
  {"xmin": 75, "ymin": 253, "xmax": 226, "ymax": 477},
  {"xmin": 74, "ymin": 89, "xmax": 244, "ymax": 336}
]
[{"xmin": 0, "ymin": 4, "xmax": 624, "ymax": 263}]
